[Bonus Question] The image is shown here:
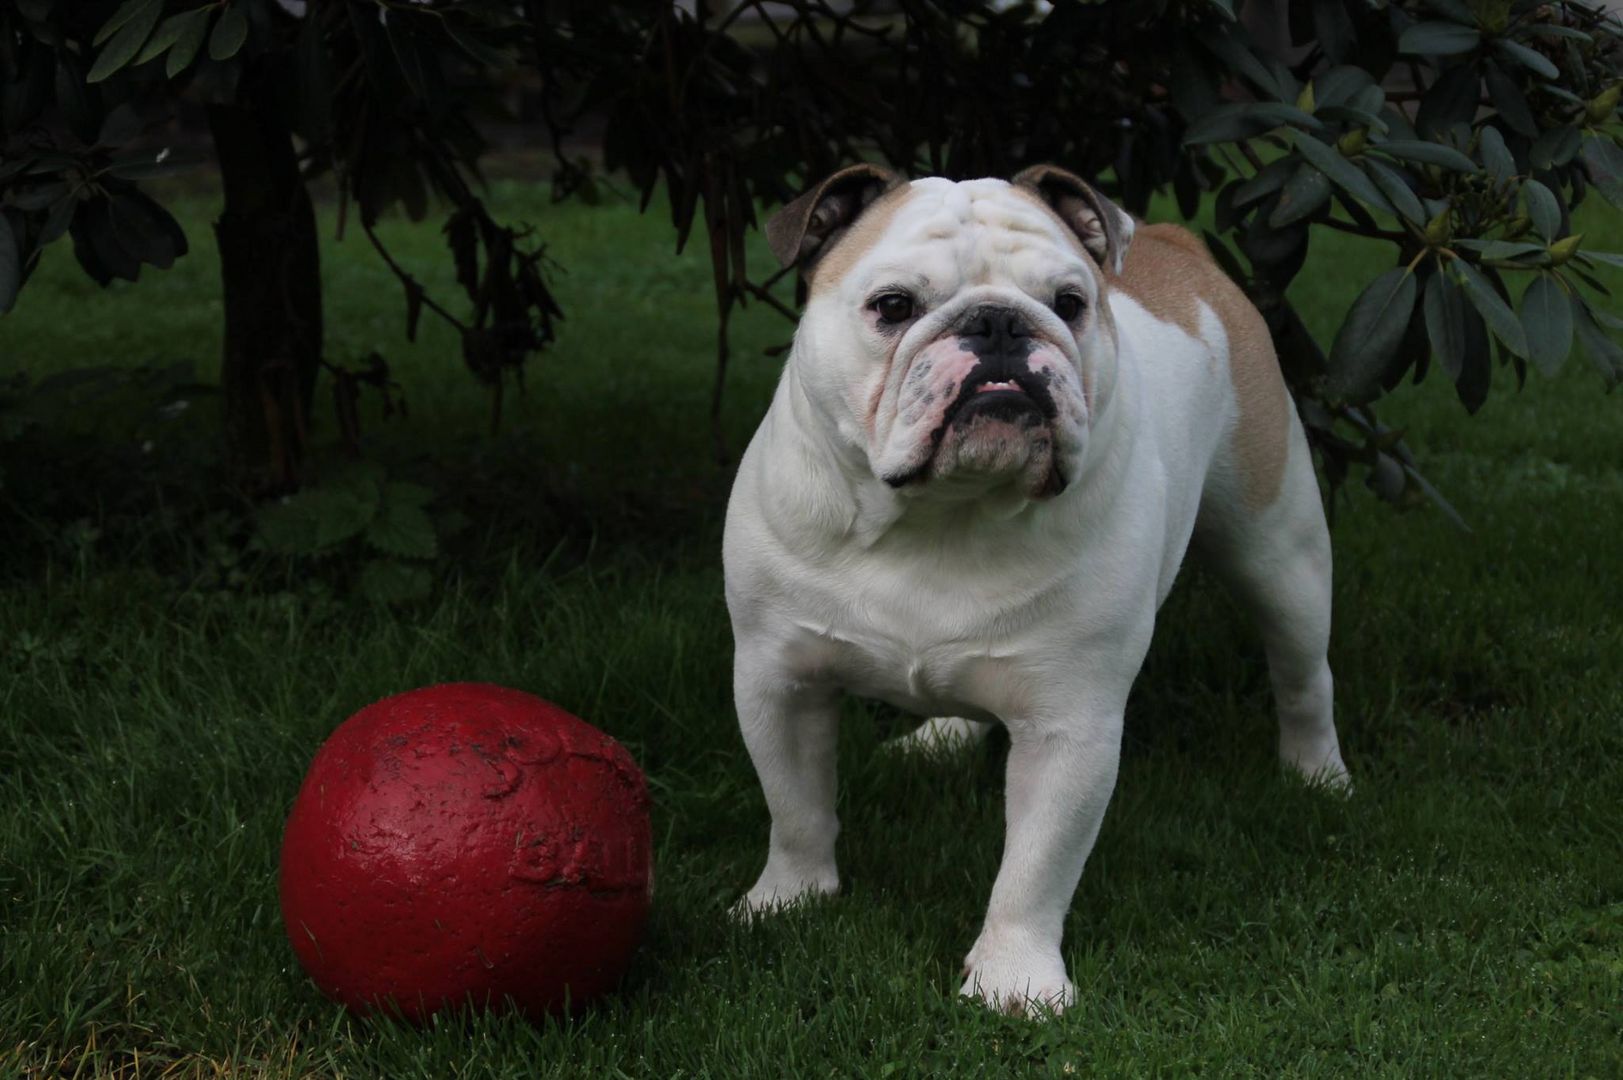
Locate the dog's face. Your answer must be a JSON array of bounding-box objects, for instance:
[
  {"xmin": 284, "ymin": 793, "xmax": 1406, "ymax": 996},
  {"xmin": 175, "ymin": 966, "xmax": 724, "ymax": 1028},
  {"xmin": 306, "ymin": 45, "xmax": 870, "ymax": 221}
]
[{"xmin": 769, "ymin": 166, "xmax": 1134, "ymax": 502}]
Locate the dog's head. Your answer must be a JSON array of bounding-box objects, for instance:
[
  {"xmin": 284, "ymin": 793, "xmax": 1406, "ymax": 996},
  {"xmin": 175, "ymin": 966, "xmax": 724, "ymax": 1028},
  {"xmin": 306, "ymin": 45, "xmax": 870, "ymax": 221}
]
[{"xmin": 768, "ymin": 164, "xmax": 1132, "ymax": 502}]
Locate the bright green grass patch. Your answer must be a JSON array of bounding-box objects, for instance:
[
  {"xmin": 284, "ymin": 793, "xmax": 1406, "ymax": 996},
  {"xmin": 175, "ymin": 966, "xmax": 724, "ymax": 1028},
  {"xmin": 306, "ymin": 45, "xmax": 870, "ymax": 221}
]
[{"xmin": 1, "ymin": 182, "xmax": 1620, "ymax": 1077}]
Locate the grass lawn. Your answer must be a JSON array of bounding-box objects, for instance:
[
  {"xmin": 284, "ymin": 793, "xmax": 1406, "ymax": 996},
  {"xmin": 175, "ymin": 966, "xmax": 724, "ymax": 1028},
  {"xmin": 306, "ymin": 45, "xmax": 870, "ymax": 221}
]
[{"xmin": 2, "ymin": 177, "xmax": 1621, "ymax": 1077}]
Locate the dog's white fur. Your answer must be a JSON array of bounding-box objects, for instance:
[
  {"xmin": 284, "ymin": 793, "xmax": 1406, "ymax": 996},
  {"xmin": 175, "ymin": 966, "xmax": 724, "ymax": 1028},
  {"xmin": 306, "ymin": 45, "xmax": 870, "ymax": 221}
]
[{"xmin": 723, "ymin": 173, "xmax": 1349, "ymax": 1016}]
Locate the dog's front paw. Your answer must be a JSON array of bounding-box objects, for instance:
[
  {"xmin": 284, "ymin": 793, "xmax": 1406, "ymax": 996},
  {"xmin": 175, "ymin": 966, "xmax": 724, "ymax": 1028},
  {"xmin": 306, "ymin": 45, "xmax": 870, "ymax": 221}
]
[
  {"xmin": 1280, "ymin": 737, "xmax": 1353, "ymax": 794},
  {"xmin": 730, "ymin": 868, "xmax": 839, "ymax": 921},
  {"xmin": 959, "ymin": 936, "xmax": 1075, "ymax": 1018}
]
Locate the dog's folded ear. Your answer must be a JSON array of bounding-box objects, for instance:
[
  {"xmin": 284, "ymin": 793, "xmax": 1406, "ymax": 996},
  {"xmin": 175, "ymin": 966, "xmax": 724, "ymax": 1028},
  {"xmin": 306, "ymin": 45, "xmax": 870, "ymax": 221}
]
[
  {"xmin": 766, "ymin": 163, "xmax": 906, "ymax": 271},
  {"xmin": 1012, "ymin": 165, "xmax": 1135, "ymax": 275}
]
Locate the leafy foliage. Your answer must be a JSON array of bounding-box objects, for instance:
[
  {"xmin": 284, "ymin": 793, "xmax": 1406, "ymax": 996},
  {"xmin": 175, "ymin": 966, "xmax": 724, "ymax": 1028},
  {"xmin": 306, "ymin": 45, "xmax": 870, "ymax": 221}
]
[
  {"xmin": 533, "ymin": 0, "xmax": 1623, "ymax": 510},
  {"xmin": 3, "ymin": 0, "xmax": 1622, "ymax": 512},
  {"xmin": 255, "ymin": 458, "xmax": 462, "ymax": 604},
  {"xmin": 1, "ymin": 0, "xmax": 558, "ymax": 411}
]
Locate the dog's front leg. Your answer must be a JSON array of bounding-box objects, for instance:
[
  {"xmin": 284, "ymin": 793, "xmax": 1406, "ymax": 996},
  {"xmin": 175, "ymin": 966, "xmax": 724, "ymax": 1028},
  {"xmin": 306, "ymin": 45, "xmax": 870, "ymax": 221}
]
[
  {"xmin": 961, "ymin": 706, "xmax": 1126, "ymax": 1016},
  {"xmin": 732, "ymin": 653, "xmax": 842, "ymax": 917}
]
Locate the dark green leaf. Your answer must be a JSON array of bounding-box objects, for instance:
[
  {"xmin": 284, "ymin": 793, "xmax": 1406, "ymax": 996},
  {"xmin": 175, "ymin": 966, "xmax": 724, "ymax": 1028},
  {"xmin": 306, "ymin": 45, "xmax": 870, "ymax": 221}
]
[
  {"xmin": 1416, "ymin": 62, "xmax": 1481, "ymax": 138},
  {"xmin": 1312, "ymin": 0, "xmax": 1356, "ymax": 64},
  {"xmin": 1520, "ymin": 274, "xmax": 1572, "ymax": 376},
  {"xmin": 1522, "ymin": 179, "xmax": 1561, "ymax": 240},
  {"xmin": 311, "ymin": 490, "xmax": 375, "ymax": 548},
  {"xmin": 1571, "ymin": 294, "xmax": 1623, "ymax": 386},
  {"xmin": 1453, "ymin": 293, "xmax": 1492, "ymax": 412},
  {"xmin": 1231, "ymin": 158, "xmax": 1295, "ymax": 209},
  {"xmin": 0, "ymin": 216, "xmax": 20, "ymax": 315},
  {"xmin": 1398, "ymin": 21, "xmax": 1481, "ymax": 55},
  {"xmin": 135, "ymin": 11, "xmax": 192, "ymax": 65},
  {"xmin": 1373, "ymin": 140, "xmax": 1478, "ymax": 171},
  {"xmin": 93, "ymin": 0, "xmax": 160, "ymax": 46},
  {"xmin": 1527, "ymin": 24, "xmax": 1591, "ymax": 43},
  {"xmin": 109, "ymin": 192, "xmax": 187, "ymax": 270},
  {"xmin": 1477, "ymin": 125, "xmax": 1514, "ymax": 183},
  {"xmin": 87, "ymin": 0, "xmax": 163, "ymax": 83},
  {"xmin": 1493, "ymin": 39, "xmax": 1558, "ymax": 80},
  {"xmin": 166, "ymin": 8, "xmax": 210, "ymax": 78},
  {"xmin": 256, "ymin": 499, "xmax": 321, "ymax": 555},
  {"xmin": 1202, "ymin": 29, "xmax": 1286, "ymax": 102},
  {"xmin": 208, "ymin": 4, "xmax": 248, "ymax": 62},
  {"xmin": 1182, "ymin": 102, "xmax": 1321, "ymax": 145},
  {"xmin": 1580, "ymin": 136, "xmax": 1623, "ymax": 208},
  {"xmin": 1293, "ymin": 131, "xmax": 1395, "ymax": 214},
  {"xmin": 1241, "ymin": 208, "xmax": 1308, "ymax": 275},
  {"xmin": 1452, "ymin": 239, "xmax": 1547, "ymax": 261},
  {"xmin": 40, "ymin": 195, "xmax": 76, "ymax": 247},
  {"xmin": 69, "ymin": 218, "xmax": 112, "ymax": 286},
  {"xmin": 254, "ymin": 480, "xmax": 380, "ymax": 554},
  {"xmin": 1484, "ymin": 61, "xmax": 1538, "ymax": 136},
  {"xmin": 1352, "ymin": 84, "xmax": 1387, "ymax": 120},
  {"xmin": 1454, "ymin": 260, "xmax": 1529, "ymax": 357},
  {"xmin": 1424, "ymin": 0, "xmax": 1476, "ymax": 21},
  {"xmin": 97, "ymin": 103, "xmax": 145, "ymax": 148},
  {"xmin": 1270, "ymin": 165, "xmax": 1331, "ymax": 226},
  {"xmin": 1423, "ymin": 271, "xmax": 1468, "ymax": 381},
  {"xmin": 1316, "ymin": 105, "xmax": 1389, "ymax": 133},
  {"xmin": 1540, "ymin": 84, "xmax": 1586, "ymax": 108},
  {"xmin": 1577, "ymin": 250, "xmax": 1623, "ymax": 270},
  {"xmin": 8, "ymin": 182, "xmax": 66, "ymax": 212},
  {"xmin": 1364, "ymin": 158, "xmax": 1427, "ymax": 224},
  {"xmin": 384, "ymin": 481, "xmax": 433, "ymax": 508},
  {"xmin": 322, "ymin": 458, "xmax": 385, "ymax": 503},
  {"xmin": 366, "ymin": 501, "xmax": 438, "ymax": 559},
  {"xmin": 1588, "ymin": 305, "xmax": 1623, "ymax": 331},
  {"xmin": 81, "ymin": 199, "xmax": 140, "ymax": 282},
  {"xmin": 1531, "ymin": 125, "xmax": 1581, "ymax": 170},
  {"xmin": 105, "ymin": 149, "xmax": 207, "ymax": 180},
  {"xmin": 1328, "ymin": 268, "xmax": 1419, "ymax": 401}
]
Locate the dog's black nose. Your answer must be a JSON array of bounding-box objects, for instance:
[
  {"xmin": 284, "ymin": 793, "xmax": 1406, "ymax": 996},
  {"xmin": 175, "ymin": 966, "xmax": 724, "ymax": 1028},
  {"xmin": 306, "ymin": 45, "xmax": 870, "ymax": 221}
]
[{"xmin": 958, "ymin": 305, "xmax": 1031, "ymax": 350}]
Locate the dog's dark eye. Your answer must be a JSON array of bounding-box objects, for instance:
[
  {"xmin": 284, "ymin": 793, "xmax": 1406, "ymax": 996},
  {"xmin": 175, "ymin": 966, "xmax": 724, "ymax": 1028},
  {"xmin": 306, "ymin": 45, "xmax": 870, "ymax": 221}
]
[
  {"xmin": 873, "ymin": 293, "xmax": 915, "ymax": 324},
  {"xmin": 1054, "ymin": 292, "xmax": 1085, "ymax": 322}
]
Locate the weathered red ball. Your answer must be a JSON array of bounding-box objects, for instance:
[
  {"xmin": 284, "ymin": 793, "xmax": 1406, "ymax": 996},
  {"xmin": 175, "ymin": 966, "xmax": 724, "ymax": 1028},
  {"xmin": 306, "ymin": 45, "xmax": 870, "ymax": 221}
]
[{"xmin": 278, "ymin": 683, "xmax": 652, "ymax": 1021}]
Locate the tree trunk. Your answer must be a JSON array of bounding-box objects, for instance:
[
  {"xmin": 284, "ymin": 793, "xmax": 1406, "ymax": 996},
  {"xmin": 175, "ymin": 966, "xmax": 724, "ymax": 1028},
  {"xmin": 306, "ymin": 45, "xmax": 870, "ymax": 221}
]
[{"xmin": 208, "ymin": 104, "xmax": 323, "ymax": 494}]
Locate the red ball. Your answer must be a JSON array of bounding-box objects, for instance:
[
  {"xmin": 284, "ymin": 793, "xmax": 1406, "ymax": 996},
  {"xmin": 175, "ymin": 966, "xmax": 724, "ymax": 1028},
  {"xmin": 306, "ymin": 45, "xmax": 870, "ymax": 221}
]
[{"xmin": 278, "ymin": 683, "xmax": 652, "ymax": 1021}]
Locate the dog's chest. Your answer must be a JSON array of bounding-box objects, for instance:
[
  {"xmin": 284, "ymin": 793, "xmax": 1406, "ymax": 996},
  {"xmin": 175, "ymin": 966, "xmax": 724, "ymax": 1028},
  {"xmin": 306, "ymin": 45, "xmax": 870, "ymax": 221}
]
[
  {"xmin": 772, "ymin": 560, "xmax": 1065, "ymax": 722},
  {"xmin": 792, "ymin": 618, "xmax": 1010, "ymax": 721}
]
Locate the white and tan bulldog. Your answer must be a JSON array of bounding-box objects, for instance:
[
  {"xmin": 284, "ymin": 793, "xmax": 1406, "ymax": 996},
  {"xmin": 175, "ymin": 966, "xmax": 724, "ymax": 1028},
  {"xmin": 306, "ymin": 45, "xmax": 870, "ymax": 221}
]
[{"xmin": 722, "ymin": 164, "xmax": 1350, "ymax": 1016}]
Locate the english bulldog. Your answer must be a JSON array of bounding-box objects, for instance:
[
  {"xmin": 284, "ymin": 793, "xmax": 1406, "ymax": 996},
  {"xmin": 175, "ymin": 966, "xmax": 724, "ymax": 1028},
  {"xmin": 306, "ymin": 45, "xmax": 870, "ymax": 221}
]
[{"xmin": 722, "ymin": 164, "xmax": 1350, "ymax": 1016}]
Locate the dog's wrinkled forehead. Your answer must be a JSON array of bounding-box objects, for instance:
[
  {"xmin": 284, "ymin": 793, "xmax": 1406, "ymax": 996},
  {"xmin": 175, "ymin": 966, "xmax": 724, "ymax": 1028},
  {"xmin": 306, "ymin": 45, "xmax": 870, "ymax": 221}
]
[{"xmin": 830, "ymin": 177, "xmax": 1093, "ymax": 296}]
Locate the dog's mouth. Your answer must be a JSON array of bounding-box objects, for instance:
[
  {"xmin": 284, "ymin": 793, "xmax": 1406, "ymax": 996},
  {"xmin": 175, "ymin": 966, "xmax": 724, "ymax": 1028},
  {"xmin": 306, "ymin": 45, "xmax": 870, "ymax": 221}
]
[
  {"xmin": 881, "ymin": 363, "xmax": 1063, "ymax": 490},
  {"xmin": 941, "ymin": 366, "xmax": 1056, "ymax": 429}
]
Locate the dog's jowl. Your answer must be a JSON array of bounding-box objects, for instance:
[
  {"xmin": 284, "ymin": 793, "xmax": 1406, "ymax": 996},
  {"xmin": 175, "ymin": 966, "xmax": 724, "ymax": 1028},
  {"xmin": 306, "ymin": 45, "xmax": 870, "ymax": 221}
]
[{"xmin": 723, "ymin": 164, "xmax": 1349, "ymax": 1016}]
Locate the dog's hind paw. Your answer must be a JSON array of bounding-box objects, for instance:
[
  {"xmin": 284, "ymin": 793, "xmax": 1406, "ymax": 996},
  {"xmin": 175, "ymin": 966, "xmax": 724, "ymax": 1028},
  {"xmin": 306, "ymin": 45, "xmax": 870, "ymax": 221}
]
[{"xmin": 884, "ymin": 716, "xmax": 993, "ymax": 757}]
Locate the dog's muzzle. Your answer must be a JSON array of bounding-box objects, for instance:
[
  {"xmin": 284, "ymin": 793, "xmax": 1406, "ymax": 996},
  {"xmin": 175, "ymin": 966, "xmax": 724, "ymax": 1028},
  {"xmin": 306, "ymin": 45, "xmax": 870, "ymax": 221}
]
[{"xmin": 940, "ymin": 304, "xmax": 1059, "ymax": 429}]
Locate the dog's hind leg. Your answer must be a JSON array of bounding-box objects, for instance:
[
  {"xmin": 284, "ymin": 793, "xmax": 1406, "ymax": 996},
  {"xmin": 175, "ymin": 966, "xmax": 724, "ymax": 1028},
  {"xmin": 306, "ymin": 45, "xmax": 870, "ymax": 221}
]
[{"xmin": 1194, "ymin": 413, "xmax": 1350, "ymax": 789}]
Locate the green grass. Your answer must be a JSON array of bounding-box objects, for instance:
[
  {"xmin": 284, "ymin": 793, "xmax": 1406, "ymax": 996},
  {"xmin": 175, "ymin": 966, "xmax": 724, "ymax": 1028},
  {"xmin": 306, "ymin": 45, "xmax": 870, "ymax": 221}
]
[{"xmin": 2, "ymin": 178, "xmax": 1621, "ymax": 1077}]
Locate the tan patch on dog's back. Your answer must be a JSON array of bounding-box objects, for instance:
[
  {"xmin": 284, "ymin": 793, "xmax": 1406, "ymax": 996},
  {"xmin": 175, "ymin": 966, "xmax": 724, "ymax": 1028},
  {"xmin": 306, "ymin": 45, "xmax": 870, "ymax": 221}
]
[
  {"xmin": 807, "ymin": 185, "xmax": 918, "ymax": 296},
  {"xmin": 1114, "ymin": 224, "xmax": 1290, "ymax": 508}
]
